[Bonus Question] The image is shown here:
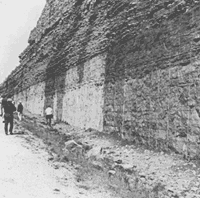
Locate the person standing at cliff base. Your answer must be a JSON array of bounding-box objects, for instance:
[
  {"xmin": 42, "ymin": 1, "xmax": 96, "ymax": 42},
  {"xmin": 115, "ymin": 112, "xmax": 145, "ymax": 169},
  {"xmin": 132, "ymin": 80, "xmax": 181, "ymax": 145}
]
[
  {"xmin": 17, "ymin": 102, "xmax": 23, "ymax": 121},
  {"xmin": 2, "ymin": 98, "xmax": 16, "ymax": 135},
  {"xmin": 45, "ymin": 106, "xmax": 53, "ymax": 127},
  {"xmin": 0, "ymin": 97, "xmax": 3, "ymax": 117},
  {"xmin": 1, "ymin": 98, "xmax": 8, "ymax": 123}
]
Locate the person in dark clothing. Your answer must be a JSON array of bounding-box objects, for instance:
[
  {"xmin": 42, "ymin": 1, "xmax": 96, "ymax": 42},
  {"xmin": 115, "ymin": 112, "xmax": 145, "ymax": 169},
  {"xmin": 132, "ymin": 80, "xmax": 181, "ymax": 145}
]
[
  {"xmin": 17, "ymin": 102, "xmax": 23, "ymax": 121},
  {"xmin": 3, "ymin": 98, "xmax": 16, "ymax": 135}
]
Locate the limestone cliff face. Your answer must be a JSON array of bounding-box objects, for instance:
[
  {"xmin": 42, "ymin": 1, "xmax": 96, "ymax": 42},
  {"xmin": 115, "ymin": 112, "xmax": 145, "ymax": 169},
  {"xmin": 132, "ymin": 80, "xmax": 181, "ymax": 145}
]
[{"xmin": 1, "ymin": 0, "xmax": 200, "ymax": 156}]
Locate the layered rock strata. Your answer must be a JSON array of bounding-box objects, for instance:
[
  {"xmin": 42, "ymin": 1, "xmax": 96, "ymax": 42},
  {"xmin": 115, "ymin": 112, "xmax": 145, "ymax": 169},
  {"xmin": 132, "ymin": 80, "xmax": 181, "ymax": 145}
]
[{"xmin": 1, "ymin": 0, "xmax": 200, "ymax": 156}]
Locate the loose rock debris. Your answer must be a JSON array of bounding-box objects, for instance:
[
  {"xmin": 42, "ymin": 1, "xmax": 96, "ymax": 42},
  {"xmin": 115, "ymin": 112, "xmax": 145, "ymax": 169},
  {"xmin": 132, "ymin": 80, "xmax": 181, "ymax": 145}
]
[{"xmin": 12, "ymin": 113, "xmax": 200, "ymax": 198}]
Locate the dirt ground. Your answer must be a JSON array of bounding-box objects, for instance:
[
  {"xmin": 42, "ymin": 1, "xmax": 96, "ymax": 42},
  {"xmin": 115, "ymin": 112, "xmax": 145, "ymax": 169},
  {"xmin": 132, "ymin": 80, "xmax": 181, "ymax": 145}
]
[
  {"xmin": 0, "ymin": 115, "xmax": 117, "ymax": 198},
  {"xmin": 4, "ymin": 110, "xmax": 200, "ymax": 198}
]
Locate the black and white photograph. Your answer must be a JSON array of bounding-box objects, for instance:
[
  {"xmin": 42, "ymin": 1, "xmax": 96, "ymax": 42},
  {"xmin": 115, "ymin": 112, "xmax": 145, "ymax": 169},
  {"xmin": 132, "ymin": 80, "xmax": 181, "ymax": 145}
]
[{"xmin": 0, "ymin": 0, "xmax": 200, "ymax": 197}]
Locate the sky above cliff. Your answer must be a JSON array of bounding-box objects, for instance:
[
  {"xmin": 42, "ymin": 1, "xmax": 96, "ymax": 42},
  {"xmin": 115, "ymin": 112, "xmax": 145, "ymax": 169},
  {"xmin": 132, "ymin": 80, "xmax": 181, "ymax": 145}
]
[{"xmin": 0, "ymin": 0, "xmax": 46, "ymax": 84}]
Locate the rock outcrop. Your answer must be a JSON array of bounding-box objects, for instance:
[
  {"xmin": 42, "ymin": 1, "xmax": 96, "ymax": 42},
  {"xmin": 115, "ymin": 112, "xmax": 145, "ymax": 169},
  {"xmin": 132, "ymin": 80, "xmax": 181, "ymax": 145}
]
[{"xmin": 1, "ymin": 0, "xmax": 200, "ymax": 156}]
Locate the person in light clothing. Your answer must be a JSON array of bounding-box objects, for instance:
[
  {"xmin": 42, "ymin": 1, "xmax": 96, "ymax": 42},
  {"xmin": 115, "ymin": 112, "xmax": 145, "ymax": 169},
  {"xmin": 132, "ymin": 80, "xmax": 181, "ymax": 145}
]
[
  {"xmin": 0, "ymin": 98, "xmax": 7, "ymax": 119},
  {"xmin": 45, "ymin": 106, "xmax": 53, "ymax": 127}
]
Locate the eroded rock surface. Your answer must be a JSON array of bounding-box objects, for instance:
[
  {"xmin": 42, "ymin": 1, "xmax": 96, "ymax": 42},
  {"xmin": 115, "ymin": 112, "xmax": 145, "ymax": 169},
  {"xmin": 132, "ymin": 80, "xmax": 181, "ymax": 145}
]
[{"xmin": 1, "ymin": 0, "xmax": 200, "ymax": 155}]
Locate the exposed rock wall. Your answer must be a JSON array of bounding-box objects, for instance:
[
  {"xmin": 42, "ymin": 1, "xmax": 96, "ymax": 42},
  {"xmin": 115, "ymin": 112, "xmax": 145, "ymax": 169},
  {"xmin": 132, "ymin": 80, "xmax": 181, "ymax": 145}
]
[
  {"xmin": 61, "ymin": 54, "xmax": 105, "ymax": 130},
  {"xmin": 1, "ymin": 0, "xmax": 200, "ymax": 156},
  {"xmin": 14, "ymin": 82, "xmax": 45, "ymax": 116},
  {"xmin": 102, "ymin": 0, "xmax": 200, "ymax": 156}
]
